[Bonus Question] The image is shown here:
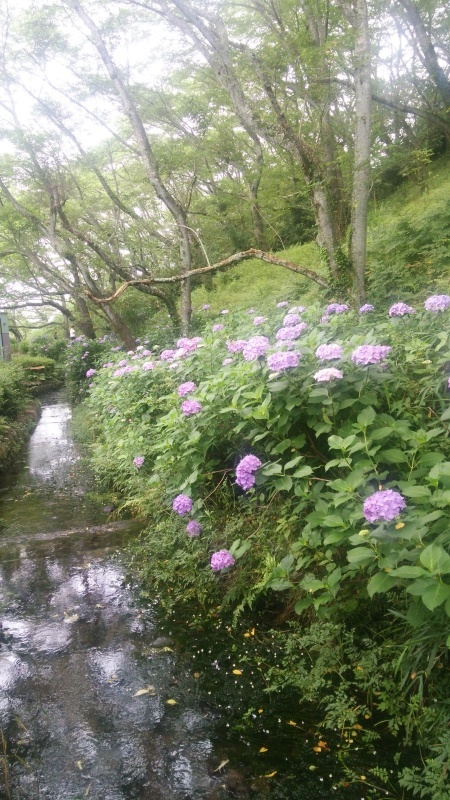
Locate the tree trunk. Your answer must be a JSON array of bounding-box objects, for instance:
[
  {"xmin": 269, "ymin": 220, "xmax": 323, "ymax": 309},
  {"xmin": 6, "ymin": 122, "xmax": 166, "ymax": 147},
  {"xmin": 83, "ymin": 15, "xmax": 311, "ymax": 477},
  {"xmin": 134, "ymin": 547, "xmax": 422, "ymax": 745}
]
[
  {"xmin": 101, "ymin": 305, "xmax": 136, "ymax": 350},
  {"xmin": 349, "ymin": 0, "xmax": 371, "ymax": 305}
]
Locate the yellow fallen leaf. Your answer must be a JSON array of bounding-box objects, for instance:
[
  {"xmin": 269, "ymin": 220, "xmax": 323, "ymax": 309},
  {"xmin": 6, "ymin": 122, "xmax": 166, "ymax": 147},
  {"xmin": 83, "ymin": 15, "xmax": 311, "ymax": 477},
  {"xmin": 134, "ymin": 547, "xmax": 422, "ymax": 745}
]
[
  {"xmin": 84, "ymin": 784, "xmax": 91, "ymax": 796},
  {"xmin": 259, "ymin": 747, "xmax": 268, "ymax": 753},
  {"xmin": 64, "ymin": 613, "xmax": 79, "ymax": 624},
  {"xmin": 232, "ymin": 669, "xmax": 243, "ymax": 675},
  {"xmin": 193, "ymin": 672, "xmax": 200, "ymax": 679},
  {"xmin": 243, "ymin": 633, "xmax": 251, "ymax": 638},
  {"xmin": 258, "ymin": 709, "xmax": 263, "ymax": 714},
  {"xmin": 313, "ymin": 746, "xmax": 322, "ymax": 752},
  {"xmin": 166, "ymin": 698, "xmax": 177, "ymax": 705},
  {"xmin": 352, "ymin": 724, "xmax": 363, "ymax": 730},
  {"xmin": 287, "ymin": 720, "xmax": 297, "ymax": 726},
  {"xmin": 76, "ymin": 761, "xmax": 83, "ymax": 770},
  {"xmin": 263, "ymin": 771, "xmax": 277, "ymax": 778},
  {"xmin": 360, "ymin": 775, "xmax": 367, "ymax": 780},
  {"xmin": 134, "ymin": 686, "xmax": 155, "ymax": 697},
  {"xmin": 395, "ymin": 522, "xmax": 405, "ymax": 530}
]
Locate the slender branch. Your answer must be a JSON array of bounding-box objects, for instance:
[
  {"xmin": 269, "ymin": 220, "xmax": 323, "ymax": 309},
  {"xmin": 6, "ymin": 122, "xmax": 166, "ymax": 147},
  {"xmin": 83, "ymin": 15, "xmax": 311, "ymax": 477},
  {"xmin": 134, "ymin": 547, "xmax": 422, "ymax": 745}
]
[{"xmin": 85, "ymin": 248, "xmax": 328, "ymax": 304}]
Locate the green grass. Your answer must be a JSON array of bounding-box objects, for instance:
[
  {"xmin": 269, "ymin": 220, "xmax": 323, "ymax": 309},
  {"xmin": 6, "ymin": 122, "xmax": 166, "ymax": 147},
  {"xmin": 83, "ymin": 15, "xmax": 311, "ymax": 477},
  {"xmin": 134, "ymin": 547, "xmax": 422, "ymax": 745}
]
[
  {"xmin": 190, "ymin": 154, "xmax": 450, "ymax": 312},
  {"xmin": 191, "ymin": 241, "xmax": 325, "ymax": 313}
]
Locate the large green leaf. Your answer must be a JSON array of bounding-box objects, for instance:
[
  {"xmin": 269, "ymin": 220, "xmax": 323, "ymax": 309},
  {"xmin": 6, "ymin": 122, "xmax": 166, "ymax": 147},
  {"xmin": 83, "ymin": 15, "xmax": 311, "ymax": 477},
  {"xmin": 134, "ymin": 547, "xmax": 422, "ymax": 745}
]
[
  {"xmin": 420, "ymin": 543, "xmax": 450, "ymax": 574},
  {"xmin": 421, "ymin": 582, "xmax": 450, "ymax": 611},
  {"xmin": 367, "ymin": 571, "xmax": 398, "ymax": 597}
]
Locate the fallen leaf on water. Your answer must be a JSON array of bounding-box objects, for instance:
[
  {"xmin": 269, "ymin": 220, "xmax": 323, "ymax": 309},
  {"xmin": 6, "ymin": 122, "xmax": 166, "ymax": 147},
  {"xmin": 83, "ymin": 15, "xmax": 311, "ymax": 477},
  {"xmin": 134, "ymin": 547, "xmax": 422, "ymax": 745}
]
[
  {"xmin": 166, "ymin": 699, "xmax": 177, "ymax": 705},
  {"xmin": 95, "ymin": 604, "xmax": 104, "ymax": 608},
  {"xmin": 64, "ymin": 614, "xmax": 79, "ymax": 624},
  {"xmin": 352, "ymin": 724, "xmax": 363, "ymax": 731},
  {"xmin": 317, "ymin": 740, "xmax": 328, "ymax": 749},
  {"xmin": 287, "ymin": 720, "xmax": 297, "ymax": 726},
  {"xmin": 84, "ymin": 784, "xmax": 91, "ymax": 796},
  {"xmin": 76, "ymin": 761, "xmax": 83, "ymax": 770},
  {"xmin": 262, "ymin": 771, "xmax": 277, "ymax": 778},
  {"xmin": 258, "ymin": 709, "xmax": 263, "ymax": 714},
  {"xmin": 259, "ymin": 747, "xmax": 268, "ymax": 753},
  {"xmin": 134, "ymin": 686, "xmax": 155, "ymax": 697},
  {"xmin": 193, "ymin": 672, "xmax": 200, "ymax": 679},
  {"xmin": 212, "ymin": 759, "xmax": 229, "ymax": 772},
  {"xmin": 232, "ymin": 669, "xmax": 243, "ymax": 675},
  {"xmin": 313, "ymin": 747, "xmax": 322, "ymax": 752}
]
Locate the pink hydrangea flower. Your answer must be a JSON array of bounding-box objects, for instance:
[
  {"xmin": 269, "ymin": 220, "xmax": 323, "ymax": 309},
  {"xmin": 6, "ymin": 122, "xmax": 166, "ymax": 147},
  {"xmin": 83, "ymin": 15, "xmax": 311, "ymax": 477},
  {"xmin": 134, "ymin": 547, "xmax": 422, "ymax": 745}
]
[
  {"xmin": 314, "ymin": 367, "xmax": 343, "ymax": 382},
  {"xmin": 210, "ymin": 550, "xmax": 236, "ymax": 571},
  {"xmin": 363, "ymin": 489, "xmax": 406, "ymax": 523}
]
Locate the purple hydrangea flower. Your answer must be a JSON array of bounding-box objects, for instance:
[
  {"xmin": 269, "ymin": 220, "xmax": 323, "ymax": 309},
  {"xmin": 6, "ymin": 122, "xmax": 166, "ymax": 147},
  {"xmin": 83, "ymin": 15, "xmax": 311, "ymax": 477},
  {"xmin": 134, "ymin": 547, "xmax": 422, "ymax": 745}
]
[
  {"xmin": 202, "ymin": 304, "xmax": 211, "ymax": 310},
  {"xmin": 210, "ymin": 550, "xmax": 236, "ymax": 571},
  {"xmin": 133, "ymin": 456, "xmax": 145, "ymax": 468},
  {"xmin": 275, "ymin": 323, "xmax": 308, "ymax": 341},
  {"xmin": 177, "ymin": 337, "xmax": 202, "ymax": 353},
  {"xmin": 236, "ymin": 454, "xmax": 262, "ymax": 490},
  {"xmin": 351, "ymin": 345, "xmax": 392, "ymax": 365},
  {"xmin": 186, "ymin": 520, "xmax": 202, "ymax": 537},
  {"xmin": 389, "ymin": 303, "xmax": 415, "ymax": 317},
  {"xmin": 242, "ymin": 336, "xmax": 270, "ymax": 361},
  {"xmin": 221, "ymin": 309, "xmax": 229, "ymax": 315},
  {"xmin": 424, "ymin": 295, "xmax": 450, "ymax": 312},
  {"xmin": 86, "ymin": 368, "xmax": 96, "ymax": 377},
  {"xmin": 289, "ymin": 306, "xmax": 306, "ymax": 314},
  {"xmin": 222, "ymin": 358, "xmax": 233, "ymax": 366},
  {"xmin": 267, "ymin": 351, "xmax": 300, "ymax": 372},
  {"xmin": 315, "ymin": 343, "xmax": 343, "ymax": 361},
  {"xmin": 359, "ymin": 304, "xmax": 375, "ymax": 314},
  {"xmin": 142, "ymin": 361, "xmax": 155, "ymax": 371},
  {"xmin": 326, "ymin": 303, "xmax": 349, "ymax": 315},
  {"xmin": 172, "ymin": 494, "xmax": 193, "ymax": 515},
  {"xmin": 160, "ymin": 349, "xmax": 178, "ymax": 361},
  {"xmin": 253, "ymin": 316, "xmax": 267, "ymax": 326},
  {"xmin": 314, "ymin": 367, "xmax": 343, "ymax": 382},
  {"xmin": 247, "ymin": 308, "xmax": 255, "ymax": 314},
  {"xmin": 277, "ymin": 301, "xmax": 289, "ymax": 308},
  {"xmin": 212, "ymin": 324, "xmax": 224, "ymax": 332},
  {"xmin": 363, "ymin": 489, "xmax": 406, "ymax": 523},
  {"xmin": 181, "ymin": 399, "xmax": 202, "ymax": 416},
  {"xmin": 227, "ymin": 339, "xmax": 248, "ymax": 353},
  {"xmin": 321, "ymin": 314, "xmax": 330, "ymax": 324},
  {"xmin": 118, "ymin": 359, "xmax": 128, "ymax": 367},
  {"xmin": 283, "ymin": 313, "xmax": 301, "ymax": 326},
  {"xmin": 178, "ymin": 381, "xmax": 197, "ymax": 397},
  {"xmin": 142, "ymin": 349, "xmax": 152, "ymax": 356}
]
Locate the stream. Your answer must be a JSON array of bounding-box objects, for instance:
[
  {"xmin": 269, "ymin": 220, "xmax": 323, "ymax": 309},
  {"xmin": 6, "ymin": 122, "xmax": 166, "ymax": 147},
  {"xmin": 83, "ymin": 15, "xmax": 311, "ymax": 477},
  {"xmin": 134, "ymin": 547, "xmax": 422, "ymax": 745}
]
[{"xmin": 0, "ymin": 394, "xmax": 365, "ymax": 800}]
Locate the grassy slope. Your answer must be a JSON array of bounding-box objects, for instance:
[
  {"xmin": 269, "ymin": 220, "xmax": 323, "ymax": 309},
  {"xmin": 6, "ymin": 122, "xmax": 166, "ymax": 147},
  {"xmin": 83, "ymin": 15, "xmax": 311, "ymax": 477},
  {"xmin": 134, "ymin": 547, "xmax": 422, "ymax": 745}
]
[{"xmin": 191, "ymin": 155, "xmax": 450, "ymax": 312}]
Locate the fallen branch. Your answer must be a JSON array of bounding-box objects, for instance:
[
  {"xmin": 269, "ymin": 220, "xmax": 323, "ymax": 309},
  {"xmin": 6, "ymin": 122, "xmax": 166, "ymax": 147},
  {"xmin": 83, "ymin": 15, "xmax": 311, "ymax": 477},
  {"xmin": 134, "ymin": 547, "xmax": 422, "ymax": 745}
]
[{"xmin": 85, "ymin": 248, "xmax": 329, "ymax": 305}]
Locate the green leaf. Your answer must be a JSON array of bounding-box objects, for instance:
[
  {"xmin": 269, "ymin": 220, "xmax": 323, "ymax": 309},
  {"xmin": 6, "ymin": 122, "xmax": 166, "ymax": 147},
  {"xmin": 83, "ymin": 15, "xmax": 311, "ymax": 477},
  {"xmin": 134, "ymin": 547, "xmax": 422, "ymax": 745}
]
[
  {"xmin": 367, "ymin": 571, "xmax": 398, "ymax": 597},
  {"xmin": 294, "ymin": 598, "xmax": 312, "ymax": 615},
  {"xmin": 284, "ymin": 455, "xmax": 303, "ymax": 470},
  {"xmin": 267, "ymin": 579, "xmax": 293, "ymax": 591},
  {"xmin": 347, "ymin": 547, "xmax": 375, "ymax": 564},
  {"xmin": 379, "ymin": 449, "xmax": 408, "ymax": 464},
  {"xmin": 357, "ymin": 406, "xmax": 376, "ymax": 428},
  {"xmin": 371, "ymin": 427, "xmax": 394, "ymax": 441},
  {"xmin": 323, "ymin": 530, "xmax": 347, "ymax": 545},
  {"xmin": 421, "ymin": 582, "xmax": 450, "ymax": 611},
  {"xmin": 274, "ymin": 475, "xmax": 293, "ymax": 491},
  {"xmin": 420, "ymin": 544, "xmax": 450, "ymax": 574},
  {"xmin": 293, "ymin": 465, "xmax": 313, "ymax": 478},
  {"xmin": 401, "ymin": 485, "xmax": 431, "ymax": 498},
  {"xmin": 429, "ymin": 462, "xmax": 450, "ymax": 481},
  {"xmin": 261, "ymin": 462, "xmax": 283, "ymax": 476},
  {"xmin": 390, "ymin": 566, "xmax": 428, "ymax": 578},
  {"xmin": 322, "ymin": 514, "xmax": 345, "ymax": 528}
]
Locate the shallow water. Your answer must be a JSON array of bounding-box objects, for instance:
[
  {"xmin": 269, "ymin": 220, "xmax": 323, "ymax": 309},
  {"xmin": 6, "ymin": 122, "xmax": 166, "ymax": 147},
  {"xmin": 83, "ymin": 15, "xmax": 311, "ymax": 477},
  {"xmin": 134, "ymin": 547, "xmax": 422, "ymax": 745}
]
[{"xmin": 0, "ymin": 394, "xmax": 216, "ymax": 800}]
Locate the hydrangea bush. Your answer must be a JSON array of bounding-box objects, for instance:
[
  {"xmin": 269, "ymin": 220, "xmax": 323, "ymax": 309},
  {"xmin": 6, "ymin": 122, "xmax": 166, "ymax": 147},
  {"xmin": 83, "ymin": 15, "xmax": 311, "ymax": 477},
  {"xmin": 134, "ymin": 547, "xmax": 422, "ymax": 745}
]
[{"xmin": 81, "ymin": 296, "xmax": 450, "ymax": 798}]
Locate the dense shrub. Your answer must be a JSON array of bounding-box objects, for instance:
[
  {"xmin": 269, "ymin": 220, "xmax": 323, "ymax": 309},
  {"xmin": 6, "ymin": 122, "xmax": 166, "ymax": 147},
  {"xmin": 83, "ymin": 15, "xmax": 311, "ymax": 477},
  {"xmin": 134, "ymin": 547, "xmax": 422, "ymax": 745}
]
[
  {"xmin": 0, "ymin": 361, "xmax": 30, "ymax": 419},
  {"xmin": 13, "ymin": 354, "xmax": 60, "ymax": 391},
  {"xmin": 78, "ymin": 295, "xmax": 450, "ymax": 798},
  {"xmin": 27, "ymin": 333, "xmax": 68, "ymax": 362}
]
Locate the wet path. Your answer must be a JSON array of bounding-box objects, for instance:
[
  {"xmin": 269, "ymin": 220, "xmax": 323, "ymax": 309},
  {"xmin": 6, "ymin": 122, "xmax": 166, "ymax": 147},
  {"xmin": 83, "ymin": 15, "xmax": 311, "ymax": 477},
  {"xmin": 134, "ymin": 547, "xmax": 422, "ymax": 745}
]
[{"xmin": 0, "ymin": 395, "xmax": 214, "ymax": 800}]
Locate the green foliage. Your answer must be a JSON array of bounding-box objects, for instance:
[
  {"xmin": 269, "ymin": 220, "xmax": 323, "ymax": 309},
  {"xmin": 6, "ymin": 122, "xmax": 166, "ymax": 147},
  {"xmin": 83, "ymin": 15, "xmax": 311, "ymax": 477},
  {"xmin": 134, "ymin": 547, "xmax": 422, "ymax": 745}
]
[
  {"xmin": 28, "ymin": 334, "xmax": 68, "ymax": 362},
  {"xmin": 65, "ymin": 335, "xmax": 119, "ymax": 402},
  {"xmin": 75, "ymin": 293, "xmax": 450, "ymax": 799},
  {"xmin": 0, "ymin": 361, "xmax": 30, "ymax": 419},
  {"xmin": 12, "ymin": 354, "xmax": 60, "ymax": 390}
]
